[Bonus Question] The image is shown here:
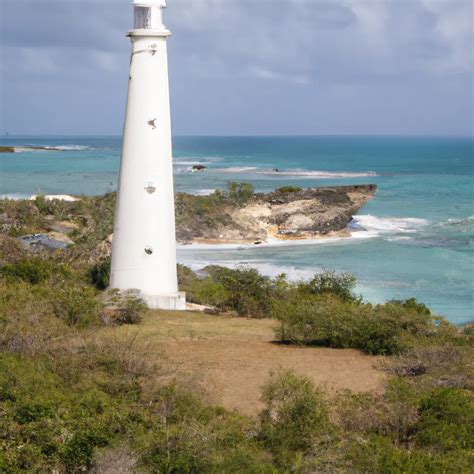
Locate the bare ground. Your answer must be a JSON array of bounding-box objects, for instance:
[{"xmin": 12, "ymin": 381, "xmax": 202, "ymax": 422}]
[{"xmin": 110, "ymin": 310, "xmax": 386, "ymax": 417}]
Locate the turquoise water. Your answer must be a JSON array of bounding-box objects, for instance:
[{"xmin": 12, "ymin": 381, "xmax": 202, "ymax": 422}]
[{"xmin": 0, "ymin": 135, "xmax": 472, "ymax": 324}]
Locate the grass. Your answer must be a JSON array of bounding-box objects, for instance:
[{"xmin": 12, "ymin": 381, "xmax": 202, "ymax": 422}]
[{"xmin": 0, "ymin": 191, "xmax": 473, "ymax": 472}]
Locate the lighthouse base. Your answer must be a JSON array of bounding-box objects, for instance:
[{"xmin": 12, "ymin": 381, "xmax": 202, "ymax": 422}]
[{"xmin": 141, "ymin": 291, "xmax": 186, "ymax": 311}]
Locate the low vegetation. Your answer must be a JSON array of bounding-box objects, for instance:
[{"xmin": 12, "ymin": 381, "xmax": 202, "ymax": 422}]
[
  {"xmin": 0, "ymin": 192, "xmax": 472, "ymax": 472},
  {"xmin": 0, "ymin": 146, "xmax": 15, "ymax": 153},
  {"xmin": 276, "ymin": 186, "xmax": 302, "ymax": 193},
  {"xmin": 180, "ymin": 265, "xmax": 465, "ymax": 356}
]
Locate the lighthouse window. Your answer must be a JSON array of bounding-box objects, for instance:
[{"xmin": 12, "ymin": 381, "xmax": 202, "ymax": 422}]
[{"xmin": 134, "ymin": 6, "xmax": 151, "ymax": 29}]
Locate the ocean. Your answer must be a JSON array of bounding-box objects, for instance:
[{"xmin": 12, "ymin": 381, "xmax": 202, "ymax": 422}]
[{"xmin": 0, "ymin": 135, "xmax": 472, "ymax": 324}]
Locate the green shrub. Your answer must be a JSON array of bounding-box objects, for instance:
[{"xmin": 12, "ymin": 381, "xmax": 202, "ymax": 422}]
[
  {"xmin": 277, "ymin": 186, "xmax": 302, "ymax": 193},
  {"xmin": 462, "ymin": 322, "xmax": 474, "ymax": 336},
  {"xmin": 259, "ymin": 370, "xmax": 332, "ymax": 467},
  {"xmin": 415, "ymin": 388, "xmax": 474, "ymax": 451},
  {"xmin": 177, "ymin": 263, "xmax": 198, "ymax": 287},
  {"xmin": 0, "ymin": 258, "xmax": 53, "ymax": 284},
  {"xmin": 136, "ymin": 385, "xmax": 271, "ymax": 473},
  {"xmin": 273, "ymin": 296, "xmax": 440, "ymax": 355},
  {"xmin": 347, "ymin": 435, "xmax": 472, "ymax": 474},
  {"xmin": 185, "ymin": 275, "xmax": 229, "ymax": 308},
  {"xmin": 52, "ymin": 286, "xmax": 101, "ymax": 328},
  {"xmin": 389, "ymin": 297, "xmax": 432, "ymax": 316},
  {"xmin": 225, "ymin": 181, "xmax": 255, "ymax": 206},
  {"xmin": 205, "ymin": 266, "xmax": 273, "ymax": 317},
  {"xmin": 297, "ymin": 269, "xmax": 357, "ymax": 302},
  {"xmin": 0, "ymin": 146, "xmax": 15, "ymax": 153},
  {"xmin": 13, "ymin": 401, "xmax": 55, "ymax": 424},
  {"xmin": 89, "ymin": 258, "xmax": 110, "ymax": 290},
  {"xmin": 335, "ymin": 378, "xmax": 419, "ymax": 443},
  {"xmin": 0, "ymin": 353, "xmax": 133, "ymax": 472},
  {"xmin": 112, "ymin": 296, "xmax": 147, "ymax": 325},
  {"xmin": 61, "ymin": 427, "xmax": 110, "ymax": 470}
]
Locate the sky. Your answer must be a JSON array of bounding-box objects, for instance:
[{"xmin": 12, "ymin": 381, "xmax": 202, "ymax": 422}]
[{"xmin": 0, "ymin": 0, "xmax": 473, "ymax": 136}]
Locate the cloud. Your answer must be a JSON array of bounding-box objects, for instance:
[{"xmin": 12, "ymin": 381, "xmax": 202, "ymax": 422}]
[
  {"xmin": 0, "ymin": 0, "xmax": 472, "ymax": 135},
  {"xmin": 250, "ymin": 66, "xmax": 310, "ymax": 85}
]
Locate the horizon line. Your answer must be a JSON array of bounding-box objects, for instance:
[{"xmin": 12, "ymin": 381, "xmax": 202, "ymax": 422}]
[{"xmin": 1, "ymin": 132, "xmax": 473, "ymax": 139}]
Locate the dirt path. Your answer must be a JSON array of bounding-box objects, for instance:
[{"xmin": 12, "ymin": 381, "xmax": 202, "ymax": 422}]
[{"xmin": 117, "ymin": 311, "xmax": 386, "ymax": 417}]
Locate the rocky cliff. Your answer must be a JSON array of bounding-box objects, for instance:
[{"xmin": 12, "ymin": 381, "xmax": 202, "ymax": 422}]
[{"xmin": 176, "ymin": 184, "xmax": 376, "ymax": 244}]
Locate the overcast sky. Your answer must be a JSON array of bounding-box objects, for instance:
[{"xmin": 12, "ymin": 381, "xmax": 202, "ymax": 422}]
[{"xmin": 0, "ymin": 0, "xmax": 472, "ymax": 136}]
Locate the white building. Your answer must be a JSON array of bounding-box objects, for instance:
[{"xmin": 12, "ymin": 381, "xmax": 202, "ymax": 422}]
[{"xmin": 110, "ymin": 0, "xmax": 185, "ymax": 310}]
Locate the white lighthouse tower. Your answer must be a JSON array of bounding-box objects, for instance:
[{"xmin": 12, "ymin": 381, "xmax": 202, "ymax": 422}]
[{"xmin": 110, "ymin": 0, "xmax": 185, "ymax": 310}]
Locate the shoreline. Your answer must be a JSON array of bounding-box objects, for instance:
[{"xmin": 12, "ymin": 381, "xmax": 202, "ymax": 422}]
[
  {"xmin": 177, "ymin": 228, "xmax": 375, "ymax": 251},
  {"xmin": 0, "ymin": 193, "xmax": 81, "ymax": 202}
]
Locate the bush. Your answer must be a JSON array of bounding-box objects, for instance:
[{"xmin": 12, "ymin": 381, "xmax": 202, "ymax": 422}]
[
  {"xmin": 184, "ymin": 276, "xmax": 229, "ymax": 309},
  {"xmin": 0, "ymin": 353, "xmax": 135, "ymax": 473},
  {"xmin": 387, "ymin": 345, "xmax": 474, "ymax": 389},
  {"xmin": 277, "ymin": 186, "xmax": 302, "ymax": 193},
  {"xmin": 389, "ymin": 297, "xmax": 432, "ymax": 316},
  {"xmin": 336, "ymin": 378, "xmax": 420, "ymax": 442},
  {"xmin": 340, "ymin": 384, "xmax": 473, "ymax": 472},
  {"xmin": 113, "ymin": 296, "xmax": 147, "ymax": 325},
  {"xmin": 0, "ymin": 258, "xmax": 53, "ymax": 284},
  {"xmin": 225, "ymin": 181, "xmax": 255, "ymax": 206},
  {"xmin": 204, "ymin": 266, "xmax": 273, "ymax": 317},
  {"xmin": 273, "ymin": 296, "xmax": 440, "ymax": 355},
  {"xmin": 297, "ymin": 270, "xmax": 357, "ymax": 302},
  {"xmin": 136, "ymin": 385, "xmax": 272, "ymax": 473},
  {"xmin": 61, "ymin": 427, "xmax": 110, "ymax": 470},
  {"xmin": 415, "ymin": 388, "xmax": 474, "ymax": 452},
  {"xmin": 89, "ymin": 258, "xmax": 110, "ymax": 290},
  {"xmin": 347, "ymin": 435, "xmax": 472, "ymax": 474},
  {"xmin": 52, "ymin": 286, "xmax": 102, "ymax": 328},
  {"xmin": 259, "ymin": 370, "xmax": 332, "ymax": 467}
]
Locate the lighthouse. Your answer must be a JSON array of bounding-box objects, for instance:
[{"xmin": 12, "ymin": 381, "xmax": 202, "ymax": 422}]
[{"xmin": 110, "ymin": 0, "xmax": 185, "ymax": 310}]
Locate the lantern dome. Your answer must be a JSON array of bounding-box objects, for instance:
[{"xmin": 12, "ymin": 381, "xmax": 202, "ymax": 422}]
[
  {"xmin": 133, "ymin": 0, "xmax": 166, "ymax": 6},
  {"xmin": 132, "ymin": 0, "xmax": 167, "ymax": 31}
]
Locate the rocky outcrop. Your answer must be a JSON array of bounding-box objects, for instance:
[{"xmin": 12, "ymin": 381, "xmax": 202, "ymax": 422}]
[
  {"xmin": 11, "ymin": 185, "xmax": 376, "ymax": 256},
  {"xmin": 177, "ymin": 185, "xmax": 376, "ymax": 244}
]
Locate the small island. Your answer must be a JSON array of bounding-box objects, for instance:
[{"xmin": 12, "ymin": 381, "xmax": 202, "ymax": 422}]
[{"xmin": 0, "ymin": 145, "xmax": 69, "ymax": 153}]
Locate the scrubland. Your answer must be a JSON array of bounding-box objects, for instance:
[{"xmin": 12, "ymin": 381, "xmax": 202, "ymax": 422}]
[{"xmin": 0, "ymin": 192, "xmax": 472, "ymax": 472}]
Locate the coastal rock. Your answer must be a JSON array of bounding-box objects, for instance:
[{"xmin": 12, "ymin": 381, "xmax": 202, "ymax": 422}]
[
  {"xmin": 18, "ymin": 233, "xmax": 70, "ymax": 251},
  {"xmin": 3, "ymin": 185, "xmax": 376, "ymax": 257},
  {"xmin": 175, "ymin": 184, "xmax": 376, "ymax": 244}
]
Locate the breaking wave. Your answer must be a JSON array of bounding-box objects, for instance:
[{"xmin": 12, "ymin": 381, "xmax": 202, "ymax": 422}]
[
  {"xmin": 176, "ymin": 257, "xmax": 319, "ymax": 282},
  {"xmin": 192, "ymin": 166, "xmax": 377, "ymax": 178},
  {"xmin": 13, "ymin": 145, "xmax": 89, "ymax": 152},
  {"xmin": 350, "ymin": 215, "xmax": 429, "ymax": 236},
  {"xmin": 438, "ymin": 216, "xmax": 474, "ymax": 231},
  {"xmin": 52, "ymin": 145, "xmax": 89, "ymax": 151},
  {"xmin": 257, "ymin": 169, "xmax": 377, "ymax": 178},
  {"xmin": 174, "ymin": 156, "xmax": 223, "ymax": 165},
  {"xmin": 214, "ymin": 166, "xmax": 259, "ymax": 173}
]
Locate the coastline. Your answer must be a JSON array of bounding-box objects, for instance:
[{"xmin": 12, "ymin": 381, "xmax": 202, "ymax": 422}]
[
  {"xmin": 177, "ymin": 228, "xmax": 363, "ymax": 250},
  {"xmin": 1, "ymin": 132, "xmax": 472, "ymax": 324}
]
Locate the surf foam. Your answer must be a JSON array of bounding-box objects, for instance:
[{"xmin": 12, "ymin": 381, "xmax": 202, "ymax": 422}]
[{"xmin": 351, "ymin": 215, "xmax": 429, "ymax": 235}]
